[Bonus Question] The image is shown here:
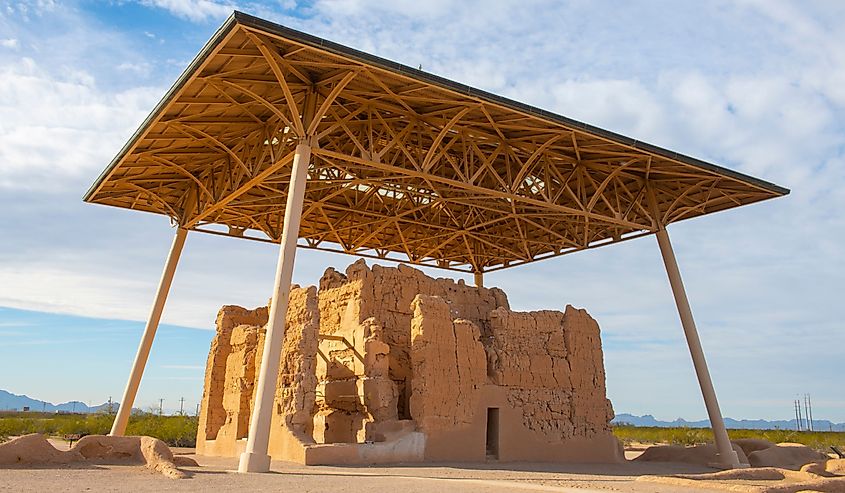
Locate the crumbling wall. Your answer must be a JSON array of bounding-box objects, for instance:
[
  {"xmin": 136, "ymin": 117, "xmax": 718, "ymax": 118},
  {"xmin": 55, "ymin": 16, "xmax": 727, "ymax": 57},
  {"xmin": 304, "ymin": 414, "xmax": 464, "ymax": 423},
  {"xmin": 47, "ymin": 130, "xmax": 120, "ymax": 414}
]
[
  {"xmin": 409, "ymin": 295, "xmax": 487, "ymax": 433},
  {"xmin": 562, "ymin": 305, "xmax": 615, "ymax": 436},
  {"xmin": 487, "ymin": 305, "xmax": 613, "ymax": 442},
  {"xmin": 196, "ymin": 289, "xmax": 319, "ymax": 454},
  {"xmin": 314, "ymin": 283, "xmax": 367, "ymax": 443},
  {"xmin": 198, "ymin": 305, "xmax": 267, "ymax": 442},
  {"xmin": 312, "ymin": 288, "xmax": 398, "ymax": 444},
  {"xmin": 224, "ymin": 324, "xmax": 260, "ymax": 440},
  {"xmin": 318, "ymin": 260, "xmax": 508, "ymax": 419},
  {"xmin": 275, "ymin": 286, "xmax": 320, "ymax": 438}
]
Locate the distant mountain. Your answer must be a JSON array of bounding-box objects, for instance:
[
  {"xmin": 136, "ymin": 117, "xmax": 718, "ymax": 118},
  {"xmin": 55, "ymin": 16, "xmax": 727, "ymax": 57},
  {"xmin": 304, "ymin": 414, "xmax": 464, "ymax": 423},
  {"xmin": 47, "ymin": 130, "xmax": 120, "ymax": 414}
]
[
  {"xmin": 613, "ymin": 413, "xmax": 845, "ymax": 432},
  {"xmin": 0, "ymin": 389, "xmax": 117, "ymax": 414}
]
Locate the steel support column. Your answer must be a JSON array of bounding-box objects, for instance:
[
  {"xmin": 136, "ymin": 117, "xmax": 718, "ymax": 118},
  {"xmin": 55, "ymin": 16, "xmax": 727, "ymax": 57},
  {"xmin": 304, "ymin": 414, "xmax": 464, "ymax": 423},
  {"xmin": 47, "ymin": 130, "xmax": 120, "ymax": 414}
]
[
  {"xmin": 655, "ymin": 227, "xmax": 742, "ymax": 468},
  {"xmin": 238, "ymin": 141, "xmax": 311, "ymax": 473},
  {"xmin": 110, "ymin": 227, "xmax": 188, "ymax": 436}
]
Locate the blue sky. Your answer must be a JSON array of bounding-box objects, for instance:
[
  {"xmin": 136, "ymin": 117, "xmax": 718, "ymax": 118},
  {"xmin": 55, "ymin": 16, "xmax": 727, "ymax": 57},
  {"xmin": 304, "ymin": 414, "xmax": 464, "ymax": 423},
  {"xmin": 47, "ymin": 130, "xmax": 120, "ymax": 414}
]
[{"xmin": 0, "ymin": 0, "xmax": 843, "ymax": 420}]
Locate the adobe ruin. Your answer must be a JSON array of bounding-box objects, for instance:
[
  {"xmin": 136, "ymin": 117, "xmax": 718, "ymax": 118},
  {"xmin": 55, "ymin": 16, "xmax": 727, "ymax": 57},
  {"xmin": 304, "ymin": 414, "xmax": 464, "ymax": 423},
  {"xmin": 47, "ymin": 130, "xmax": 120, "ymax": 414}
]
[{"xmin": 196, "ymin": 260, "xmax": 622, "ymax": 464}]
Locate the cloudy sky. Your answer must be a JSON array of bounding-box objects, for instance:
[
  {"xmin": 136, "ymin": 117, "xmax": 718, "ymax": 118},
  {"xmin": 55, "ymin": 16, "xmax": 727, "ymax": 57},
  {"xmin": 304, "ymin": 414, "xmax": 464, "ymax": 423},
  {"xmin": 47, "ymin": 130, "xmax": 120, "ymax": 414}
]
[{"xmin": 0, "ymin": 0, "xmax": 842, "ymax": 421}]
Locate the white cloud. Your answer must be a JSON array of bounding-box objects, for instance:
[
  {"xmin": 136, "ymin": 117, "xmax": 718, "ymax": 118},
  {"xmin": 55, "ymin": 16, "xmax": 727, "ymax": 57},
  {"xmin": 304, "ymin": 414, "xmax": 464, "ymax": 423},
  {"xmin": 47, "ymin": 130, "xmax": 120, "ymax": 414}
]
[
  {"xmin": 315, "ymin": 0, "xmax": 454, "ymax": 18},
  {"xmin": 0, "ymin": 57, "xmax": 162, "ymax": 190},
  {"xmin": 140, "ymin": 0, "xmax": 236, "ymax": 22},
  {"xmin": 116, "ymin": 61, "xmax": 151, "ymax": 75},
  {"xmin": 2, "ymin": 0, "xmax": 57, "ymax": 21},
  {"xmin": 0, "ymin": 38, "xmax": 18, "ymax": 49}
]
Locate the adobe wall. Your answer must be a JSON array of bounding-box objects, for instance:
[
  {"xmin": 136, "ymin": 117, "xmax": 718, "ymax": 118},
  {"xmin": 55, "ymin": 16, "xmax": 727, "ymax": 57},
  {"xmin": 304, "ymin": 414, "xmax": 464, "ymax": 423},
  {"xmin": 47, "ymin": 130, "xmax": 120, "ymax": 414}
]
[
  {"xmin": 196, "ymin": 287, "xmax": 319, "ymax": 459},
  {"xmin": 488, "ymin": 306, "xmax": 615, "ymax": 440},
  {"xmin": 318, "ymin": 259, "xmax": 508, "ymax": 419},
  {"xmin": 196, "ymin": 260, "xmax": 620, "ymax": 465},
  {"xmin": 408, "ymin": 295, "xmax": 487, "ymax": 434},
  {"xmin": 196, "ymin": 304, "xmax": 267, "ymax": 449},
  {"xmin": 409, "ymin": 294, "xmax": 619, "ymax": 462}
]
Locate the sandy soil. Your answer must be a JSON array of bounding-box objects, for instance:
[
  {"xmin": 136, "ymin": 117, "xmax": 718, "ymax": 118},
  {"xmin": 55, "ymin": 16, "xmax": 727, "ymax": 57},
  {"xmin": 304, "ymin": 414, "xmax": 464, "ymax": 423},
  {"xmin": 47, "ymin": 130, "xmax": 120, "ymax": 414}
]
[{"xmin": 0, "ymin": 449, "xmax": 721, "ymax": 493}]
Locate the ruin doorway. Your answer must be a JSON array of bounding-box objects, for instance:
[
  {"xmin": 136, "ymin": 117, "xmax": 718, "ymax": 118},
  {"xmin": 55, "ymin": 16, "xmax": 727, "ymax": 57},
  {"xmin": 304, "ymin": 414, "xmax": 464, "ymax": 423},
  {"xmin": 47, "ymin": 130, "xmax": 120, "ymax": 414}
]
[{"xmin": 485, "ymin": 407, "xmax": 499, "ymax": 460}]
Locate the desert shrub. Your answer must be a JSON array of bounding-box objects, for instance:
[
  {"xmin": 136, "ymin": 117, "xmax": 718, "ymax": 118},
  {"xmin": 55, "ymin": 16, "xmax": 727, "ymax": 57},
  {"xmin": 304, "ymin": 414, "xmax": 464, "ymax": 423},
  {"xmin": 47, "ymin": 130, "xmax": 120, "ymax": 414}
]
[
  {"xmin": 0, "ymin": 412, "xmax": 197, "ymax": 447},
  {"xmin": 125, "ymin": 414, "xmax": 198, "ymax": 447},
  {"xmin": 612, "ymin": 424, "xmax": 845, "ymax": 452}
]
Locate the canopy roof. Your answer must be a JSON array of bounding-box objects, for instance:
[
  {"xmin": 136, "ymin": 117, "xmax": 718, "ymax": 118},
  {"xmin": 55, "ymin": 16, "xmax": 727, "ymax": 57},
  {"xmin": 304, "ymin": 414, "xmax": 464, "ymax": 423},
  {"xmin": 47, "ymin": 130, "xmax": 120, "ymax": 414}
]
[{"xmin": 85, "ymin": 11, "xmax": 788, "ymax": 273}]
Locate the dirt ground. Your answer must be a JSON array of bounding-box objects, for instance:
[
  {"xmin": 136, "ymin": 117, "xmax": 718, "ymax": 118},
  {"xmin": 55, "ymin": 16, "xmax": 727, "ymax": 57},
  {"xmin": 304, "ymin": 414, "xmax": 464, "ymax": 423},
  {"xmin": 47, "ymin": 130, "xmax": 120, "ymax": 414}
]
[{"xmin": 0, "ymin": 445, "xmax": 722, "ymax": 493}]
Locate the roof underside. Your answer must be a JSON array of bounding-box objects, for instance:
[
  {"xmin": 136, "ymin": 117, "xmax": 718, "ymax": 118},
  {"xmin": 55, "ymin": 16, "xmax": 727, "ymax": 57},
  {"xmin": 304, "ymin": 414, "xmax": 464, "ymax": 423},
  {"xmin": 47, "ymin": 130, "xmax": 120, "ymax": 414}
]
[{"xmin": 85, "ymin": 12, "xmax": 788, "ymax": 273}]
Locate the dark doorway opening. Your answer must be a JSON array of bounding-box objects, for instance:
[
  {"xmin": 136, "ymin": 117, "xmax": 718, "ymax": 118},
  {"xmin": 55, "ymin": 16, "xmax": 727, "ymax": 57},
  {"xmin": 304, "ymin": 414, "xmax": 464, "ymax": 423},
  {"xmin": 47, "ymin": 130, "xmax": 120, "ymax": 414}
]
[{"xmin": 486, "ymin": 407, "xmax": 499, "ymax": 460}]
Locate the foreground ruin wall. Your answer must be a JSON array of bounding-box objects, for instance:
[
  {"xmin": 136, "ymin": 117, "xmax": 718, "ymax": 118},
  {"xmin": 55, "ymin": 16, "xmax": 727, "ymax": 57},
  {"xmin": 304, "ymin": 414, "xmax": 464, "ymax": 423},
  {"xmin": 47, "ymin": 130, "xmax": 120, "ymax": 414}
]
[
  {"xmin": 196, "ymin": 287, "xmax": 320, "ymax": 461},
  {"xmin": 196, "ymin": 260, "xmax": 621, "ymax": 464}
]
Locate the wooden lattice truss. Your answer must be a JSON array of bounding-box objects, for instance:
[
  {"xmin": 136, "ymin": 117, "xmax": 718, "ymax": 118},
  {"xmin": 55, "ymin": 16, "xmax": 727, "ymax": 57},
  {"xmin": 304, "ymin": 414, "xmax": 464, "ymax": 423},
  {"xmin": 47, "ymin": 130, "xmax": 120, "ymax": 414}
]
[{"xmin": 86, "ymin": 12, "xmax": 788, "ymax": 274}]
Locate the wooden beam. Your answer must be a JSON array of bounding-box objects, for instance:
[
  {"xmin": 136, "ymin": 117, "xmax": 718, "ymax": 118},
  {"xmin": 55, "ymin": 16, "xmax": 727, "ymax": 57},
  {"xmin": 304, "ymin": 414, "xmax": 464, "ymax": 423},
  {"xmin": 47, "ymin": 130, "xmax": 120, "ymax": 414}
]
[{"xmin": 184, "ymin": 151, "xmax": 295, "ymax": 228}]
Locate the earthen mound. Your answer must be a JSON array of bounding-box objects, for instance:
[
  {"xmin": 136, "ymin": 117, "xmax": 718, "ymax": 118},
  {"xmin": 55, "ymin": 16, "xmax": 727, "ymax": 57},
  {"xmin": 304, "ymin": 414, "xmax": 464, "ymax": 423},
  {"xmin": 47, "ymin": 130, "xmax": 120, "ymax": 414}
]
[
  {"xmin": 173, "ymin": 455, "xmax": 200, "ymax": 467},
  {"xmin": 746, "ymin": 442, "xmax": 829, "ymax": 470},
  {"xmin": 636, "ymin": 441, "xmax": 845, "ymax": 492},
  {"xmin": 72, "ymin": 435, "xmax": 189, "ymax": 478},
  {"xmin": 800, "ymin": 458, "xmax": 845, "ymax": 477},
  {"xmin": 0, "ymin": 433, "xmax": 192, "ymax": 479},
  {"xmin": 732, "ymin": 438, "xmax": 776, "ymax": 457},
  {"xmin": 634, "ymin": 442, "xmax": 748, "ymax": 466},
  {"xmin": 639, "ymin": 468, "xmax": 845, "ymax": 492},
  {"xmin": 0, "ymin": 434, "xmax": 82, "ymax": 465},
  {"xmin": 826, "ymin": 458, "xmax": 845, "ymax": 476}
]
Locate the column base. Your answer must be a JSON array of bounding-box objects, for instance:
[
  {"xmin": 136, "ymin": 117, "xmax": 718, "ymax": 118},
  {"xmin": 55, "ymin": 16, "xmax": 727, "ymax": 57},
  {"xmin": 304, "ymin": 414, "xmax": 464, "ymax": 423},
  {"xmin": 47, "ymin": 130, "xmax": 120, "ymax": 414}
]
[
  {"xmin": 238, "ymin": 451, "xmax": 271, "ymax": 473},
  {"xmin": 707, "ymin": 450, "xmax": 746, "ymax": 469}
]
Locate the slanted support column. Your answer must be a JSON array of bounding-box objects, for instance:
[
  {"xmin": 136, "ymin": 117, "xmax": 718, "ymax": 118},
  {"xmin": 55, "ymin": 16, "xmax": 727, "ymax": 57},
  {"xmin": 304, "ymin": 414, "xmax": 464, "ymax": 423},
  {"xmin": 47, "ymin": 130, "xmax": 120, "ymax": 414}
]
[
  {"xmin": 655, "ymin": 227, "xmax": 742, "ymax": 468},
  {"xmin": 474, "ymin": 271, "xmax": 484, "ymax": 288},
  {"xmin": 238, "ymin": 141, "xmax": 311, "ymax": 473},
  {"xmin": 110, "ymin": 227, "xmax": 188, "ymax": 436}
]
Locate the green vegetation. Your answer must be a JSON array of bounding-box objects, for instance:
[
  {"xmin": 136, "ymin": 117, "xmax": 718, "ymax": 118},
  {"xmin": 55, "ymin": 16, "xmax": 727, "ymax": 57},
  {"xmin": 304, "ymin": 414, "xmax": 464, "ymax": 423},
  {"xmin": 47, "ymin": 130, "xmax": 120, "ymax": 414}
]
[
  {"xmin": 3, "ymin": 412, "xmax": 842, "ymax": 453},
  {"xmin": 0, "ymin": 412, "xmax": 198, "ymax": 447},
  {"xmin": 613, "ymin": 424, "xmax": 845, "ymax": 451}
]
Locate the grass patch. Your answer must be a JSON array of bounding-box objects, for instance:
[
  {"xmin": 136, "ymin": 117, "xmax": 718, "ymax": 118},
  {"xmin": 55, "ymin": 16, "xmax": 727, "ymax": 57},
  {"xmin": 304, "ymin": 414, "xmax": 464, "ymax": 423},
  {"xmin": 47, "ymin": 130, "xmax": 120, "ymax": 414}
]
[
  {"xmin": 0, "ymin": 412, "xmax": 198, "ymax": 447},
  {"xmin": 613, "ymin": 424, "xmax": 845, "ymax": 451}
]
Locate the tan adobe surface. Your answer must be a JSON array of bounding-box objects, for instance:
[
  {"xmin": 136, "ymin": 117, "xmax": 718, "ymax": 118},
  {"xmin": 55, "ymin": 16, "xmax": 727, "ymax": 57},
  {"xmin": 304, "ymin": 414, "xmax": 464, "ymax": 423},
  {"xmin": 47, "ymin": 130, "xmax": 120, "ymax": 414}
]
[{"xmin": 196, "ymin": 260, "xmax": 622, "ymax": 464}]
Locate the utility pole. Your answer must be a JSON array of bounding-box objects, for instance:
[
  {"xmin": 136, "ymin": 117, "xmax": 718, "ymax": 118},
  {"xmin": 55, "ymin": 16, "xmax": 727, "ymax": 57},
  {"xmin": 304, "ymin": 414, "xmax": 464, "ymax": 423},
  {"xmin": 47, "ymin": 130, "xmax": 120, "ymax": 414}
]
[
  {"xmin": 108, "ymin": 396, "xmax": 113, "ymax": 414},
  {"xmin": 798, "ymin": 398, "xmax": 805, "ymax": 431},
  {"xmin": 179, "ymin": 397, "xmax": 185, "ymax": 416},
  {"xmin": 158, "ymin": 398, "xmax": 164, "ymax": 417},
  {"xmin": 803, "ymin": 394, "xmax": 811, "ymax": 432},
  {"xmin": 807, "ymin": 394, "xmax": 814, "ymax": 432},
  {"xmin": 195, "ymin": 403, "xmax": 200, "ymax": 416},
  {"xmin": 794, "ymin": 399, "xmax": 801, "ymax": 431}
]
